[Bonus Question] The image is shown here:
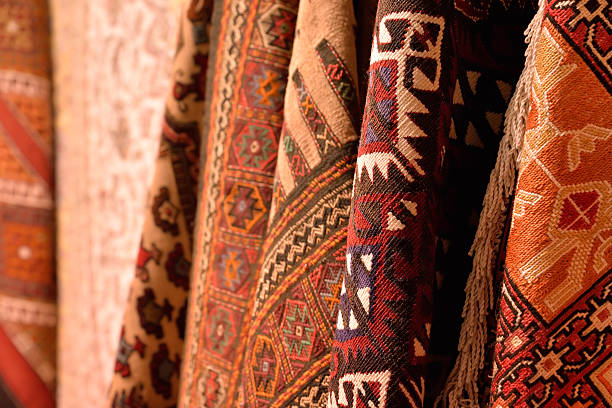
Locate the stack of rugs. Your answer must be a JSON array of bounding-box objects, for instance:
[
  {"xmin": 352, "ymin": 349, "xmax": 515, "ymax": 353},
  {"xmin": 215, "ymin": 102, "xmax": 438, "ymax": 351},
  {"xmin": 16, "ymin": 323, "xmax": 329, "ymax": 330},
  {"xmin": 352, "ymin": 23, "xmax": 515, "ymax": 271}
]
[
  {"xmin": 107, "ymin": 0, "xmax": 612, "ymax": 406},
  {"xmin": 1, "ymin": 0, "xmax": 610, "ymax": 407}
]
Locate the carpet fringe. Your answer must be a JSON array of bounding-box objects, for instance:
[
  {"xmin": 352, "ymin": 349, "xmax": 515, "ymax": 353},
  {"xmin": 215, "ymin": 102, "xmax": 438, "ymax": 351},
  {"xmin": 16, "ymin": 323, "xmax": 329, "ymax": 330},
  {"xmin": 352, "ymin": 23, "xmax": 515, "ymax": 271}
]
[{"xmin": 435, "ymin": 2, "xmax": 546, "ymax": 407}]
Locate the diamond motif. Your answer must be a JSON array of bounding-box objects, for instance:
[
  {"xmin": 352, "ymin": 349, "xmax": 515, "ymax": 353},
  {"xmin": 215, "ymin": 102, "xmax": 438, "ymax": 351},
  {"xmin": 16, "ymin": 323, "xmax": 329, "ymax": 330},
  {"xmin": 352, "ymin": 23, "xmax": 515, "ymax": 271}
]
[
  {"xmin": 251, "ymin": 335, "xmax": 279, "ymax": 398},
  {"xmin": 223, "ymin": 182, "xmax": 266, "ymax": 233},
  {"xmin": 280, "ymin": 299, "xmax": 315, "ymax": 362},
  {"xmin": 212, "ymin": 244, "xmax": 250, "ymax": 292},
  {"xmin": 232, "ymin": 122, "xmax": 278, "ymax": 172},
  {"xmin": 257, "ymin": 5, "xmax": 297, "ymax": 52},
  {"xmin": 557, "ymin": 190, "xmax": 600, "ymax": 230},
  {"xmin": 205, "ymin": 305, "xmax": 238, "ymax": 358}
]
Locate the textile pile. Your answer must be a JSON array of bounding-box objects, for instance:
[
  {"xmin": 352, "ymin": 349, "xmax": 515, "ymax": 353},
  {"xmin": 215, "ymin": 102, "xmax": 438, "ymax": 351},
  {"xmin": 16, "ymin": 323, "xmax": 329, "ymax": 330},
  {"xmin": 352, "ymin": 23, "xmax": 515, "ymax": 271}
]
[
  {"xmin": 111, "ymin": 0, "xmax": 611, "ymax": 407},
  {"xmin": 0, "ymin": 0, "xmax": 609, "ymax": 407}
]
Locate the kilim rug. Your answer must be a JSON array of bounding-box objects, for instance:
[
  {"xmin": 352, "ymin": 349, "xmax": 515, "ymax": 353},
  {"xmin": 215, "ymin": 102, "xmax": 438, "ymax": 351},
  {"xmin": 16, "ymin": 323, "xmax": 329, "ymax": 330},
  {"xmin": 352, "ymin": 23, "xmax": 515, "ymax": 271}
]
[
  {"xmin": 327, "ymin": 0, "xmax": 536, "ymax": 407},
  {"xmin": 440, "ymin": 1, "xmax": 612, "ymax": 406},
  {"xmin": 107, "ymin": 1, "xmax": 213, "ymax": 407},
  {"xmin": 178, "ymin": 0, "xmax": 298, "ymax": 405},
  {"xmin": 0, "ymin": 0, "xmax": 55, "ymax": 407},
  {"xmin": 489, "ymin": 1, "xmax": 612, "ymax": 402},
  {"xmin": 107, "ymin": 0, "xmax": 612, "ymax": 407},
  {"xmin": 228, "ymin": 0, "xmax": 361, "ymax": 406}
]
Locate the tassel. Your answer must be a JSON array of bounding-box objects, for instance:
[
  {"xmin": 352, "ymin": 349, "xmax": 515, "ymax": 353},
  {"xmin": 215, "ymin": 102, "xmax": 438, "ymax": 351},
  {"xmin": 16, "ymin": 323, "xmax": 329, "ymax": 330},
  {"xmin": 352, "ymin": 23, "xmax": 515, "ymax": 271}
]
[{"xmin": 435, "ymin": 1, "xmax": 547, "ymax": 406}]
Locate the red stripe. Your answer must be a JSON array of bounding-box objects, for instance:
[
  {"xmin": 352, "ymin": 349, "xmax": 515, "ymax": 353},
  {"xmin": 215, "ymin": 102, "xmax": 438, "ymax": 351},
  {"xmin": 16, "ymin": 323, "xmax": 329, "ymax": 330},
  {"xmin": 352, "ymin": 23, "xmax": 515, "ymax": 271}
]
[
  {"xmin": 0, "ymin": 96, "xmax": 52, "ymax": 187},
  {"xmin": 0, "ymin": 326, "xmax": 54, "ymax": 408}
]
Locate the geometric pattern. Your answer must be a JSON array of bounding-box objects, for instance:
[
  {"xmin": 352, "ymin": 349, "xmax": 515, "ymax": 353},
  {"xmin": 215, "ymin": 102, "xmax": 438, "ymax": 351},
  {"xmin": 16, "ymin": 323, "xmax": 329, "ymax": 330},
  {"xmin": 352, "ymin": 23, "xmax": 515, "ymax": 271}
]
[
  {"xmin": 491, "ymin": 274, "xmax": 611, "ymax": 407},
  {"xmin": 178, "ymin": 0, "xmax": 298, "ymax": 406},
  {"xmin": 113, "ymin": 1, "xmax": 612, "ymax": 408},
  {"xmin": 222, "ymin": 182, "xmax": 267, "ymax": 234},
  {"xmin": 331, "ymin": 371, "xmax": 391, "ymax": 408},
  {"xmin": 292, "ymin": 69, "xmax": 342, "ymax": 155},
  {"xmin": 232, "ymin": 122, "xmax": 278, "ymax": 173},
  {"xmin": 492, "ymin": 9, "xmax": 612, "ymax": 407},
  {"xmin": 506, "ymin": 21, "xmax": 612, "ymax": 322},
  {"xmin": 328, "ymin": 1, "xmax": 537, "ymax": 407},
  {"xmin": 318, "ymin": 262, "xmax": 344, "ymax": 318},
  {"xmin": 329, "ymin": 5, "xmax": 446, "ymax": 407},
  {"xmin": 283, "ymin": 128, "xmax": 311, "ymax": 181},
  {"xmin": 257, "ymin": 4, "xmax": 297, "ymax": 52},
  {"xmin": 548, "ymin": 0, "xmax": 611, "ymax": 93},
  {"xmin": 204, "ymin": 304, "xmax": 238, "ymax": 359},
  {"xmin": 315, "ymin": 39, "xmax": 361, "ymax": 132},
  {"xmin": 237, "ymin": 179, "xmax": 354, "ymax": 404},
  {"xmin": 205, "ymin": 0, "xmax": 362, "ymax": 406},
  {"xmin": 251, "ymin": 335, "xmax": 280, "ymax": 398},
  {"xmin": 254, "ymin": 188, "xmax": 352, "ymax": 312},
  {"xmin": 245, "ymin": 63, "xmax": 287, "ymax": 112},
  {"xmin": 335, "ymin": 245, "xmax": 378, "ymax": 339},
  {"xmin": 212, "ymin": 244, "xmax": 251, "ymax": 293},
  {"xmin": 449, "ymin": 71, "xmax": 512, "ymax": 150},
  {"xmin": 281, "ymin": 299, "xmax": 316, "ymax": 362}
]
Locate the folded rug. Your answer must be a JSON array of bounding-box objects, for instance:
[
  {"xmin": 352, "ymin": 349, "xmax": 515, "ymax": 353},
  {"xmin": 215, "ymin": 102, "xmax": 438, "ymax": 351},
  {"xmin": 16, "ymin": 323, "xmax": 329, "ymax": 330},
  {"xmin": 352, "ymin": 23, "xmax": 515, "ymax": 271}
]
[
  {"xmin": 443, "ymin": 1, "xmax": 612, "ymax": 406},
  {"xmin": 107, "ymin": 1, "xmax": 213, "ymax": 406},
  {"xmin": 327, "ymin": 0, "xmax": 535, "ymax": 406},
  {"xmin": 178, "ymin": 0, "xmax": 298, "ymax": 405},
  {"xmin": 108, "ymin": 0, "xmax": 612, "ymax": 407},
  {"xmin": 226, "ymin": 0, "xmax": 362, "ymax": 405}
]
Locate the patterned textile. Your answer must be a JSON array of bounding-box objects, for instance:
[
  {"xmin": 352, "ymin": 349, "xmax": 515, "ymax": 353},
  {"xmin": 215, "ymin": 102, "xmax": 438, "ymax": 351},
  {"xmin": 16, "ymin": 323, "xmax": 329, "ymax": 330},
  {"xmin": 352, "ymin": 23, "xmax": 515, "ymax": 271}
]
[
  {"xmin": 0, "ymin": 0, "xmax": 55, "ymax": 407},
  {"xmin": 51, "ymin": 0, "xmax": 181, "ymax": 405},
  {"xmin": 228, "ymin": 0, "xmax": 361, "ymax": 406},
  {"xmin": 178, "ymin": 0, "xmax": 298, "ymax": 405},
  {"xmin": 107, "ymin": 0, "xmax": 611, "ymax": 407},
  {"xmin": 107, "ymin": 1, "xmax": 213, "ymax": 407},
  {"xmin": 327, "ymin": 1, "xmax": 535, "ymax": 407},
  {"xmin": 488, "ymin": 1, "xmax": 612, "ymax": 406}
]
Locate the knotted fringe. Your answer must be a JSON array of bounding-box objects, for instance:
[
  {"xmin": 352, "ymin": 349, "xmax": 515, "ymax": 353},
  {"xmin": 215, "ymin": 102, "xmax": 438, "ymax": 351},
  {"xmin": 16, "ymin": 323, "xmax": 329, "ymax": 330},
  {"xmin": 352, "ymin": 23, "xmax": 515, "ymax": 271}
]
[{"xmin": 435, "ymin": 2, "xmax": 546, "ymax": 407}]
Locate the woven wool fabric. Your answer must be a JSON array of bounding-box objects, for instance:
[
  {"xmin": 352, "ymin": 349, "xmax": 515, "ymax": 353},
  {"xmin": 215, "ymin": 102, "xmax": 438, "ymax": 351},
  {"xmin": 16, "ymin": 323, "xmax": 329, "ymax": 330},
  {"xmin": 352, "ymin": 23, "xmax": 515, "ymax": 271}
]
[
  {"xmin": 0, "ymin": 0, "xmax": 55, "ymax": 407},
  {"xmin": 227, "ymin": 0, "xmax": 361, "ymax": 406},
  {"xmin": 327, "ymin": 1, "xmax": 535, "ymax": 407},
  {"xmin": 107, "ymin": 2, "xmax": 213, "ymax": 407},
  {"xmin": 486, "ymin": 1, "xmax": 612, "ymax": 405},
  {"xmin": 178, "ymin": 0, "xmax": 297, "ymax": 405},
  {"xmin": 105, "ymin": 0, "xmax": 611, "ymax": 407}
]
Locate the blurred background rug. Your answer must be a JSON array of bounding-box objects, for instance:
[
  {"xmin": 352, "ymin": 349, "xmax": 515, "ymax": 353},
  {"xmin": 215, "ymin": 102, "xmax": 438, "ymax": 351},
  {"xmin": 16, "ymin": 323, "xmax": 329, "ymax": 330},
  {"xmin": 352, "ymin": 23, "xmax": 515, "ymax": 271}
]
[
  {"xmin": 50, "ymin": 0, "xmax": 180, "ymax": 406},
  {"xmin": 0, "ymin": 0, "xmax": 55, "ymax": 407}
]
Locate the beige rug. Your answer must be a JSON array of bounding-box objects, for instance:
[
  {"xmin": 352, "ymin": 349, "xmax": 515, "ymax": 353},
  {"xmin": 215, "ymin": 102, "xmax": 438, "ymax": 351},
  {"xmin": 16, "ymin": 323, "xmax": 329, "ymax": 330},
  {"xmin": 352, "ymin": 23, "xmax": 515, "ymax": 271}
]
[{"xmin": 50, "ymin": 1, "xmax": 180, "ymax": 406}]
